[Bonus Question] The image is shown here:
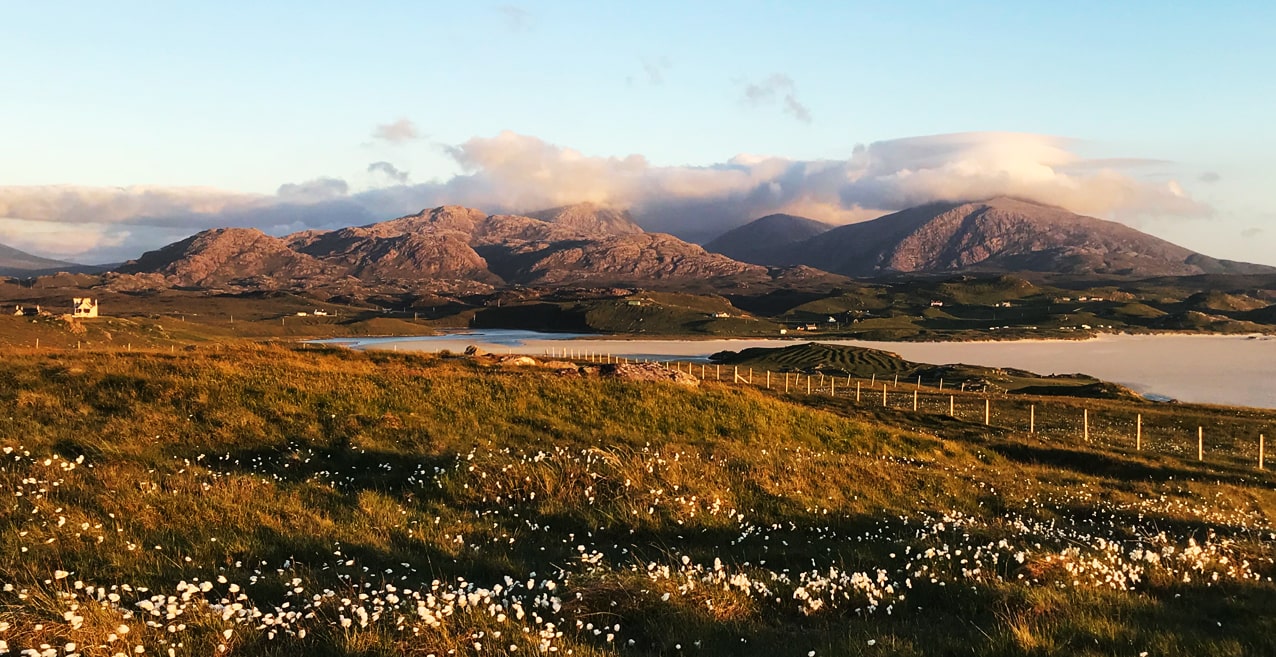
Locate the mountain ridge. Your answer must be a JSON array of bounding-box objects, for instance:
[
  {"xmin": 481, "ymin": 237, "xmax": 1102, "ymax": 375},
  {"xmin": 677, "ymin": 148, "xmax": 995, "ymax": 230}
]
[{"xmin": 721, "ymin": 197, "xmax": 1274, "ymax": 278}]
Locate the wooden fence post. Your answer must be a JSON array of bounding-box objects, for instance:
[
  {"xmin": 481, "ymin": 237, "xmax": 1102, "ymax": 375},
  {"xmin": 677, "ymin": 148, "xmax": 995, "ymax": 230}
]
[
  {"xmin": 913, "ymin": 389, "xmax": 918, "ymax": 411},
  {"xmin": 1198, "ymin": 426, "xmax": 1204, "ymax": 461},
  {"xmin": 917, "ymin": 374, "xmax": 922, "ymax": 388},
  {"xmin": 1261, "ymin": 434, "xmax": 1266, "ymax": 470},
  {"xmin": 785, "ymin": 373, "xmax": 790, "ymax": 393},
  {"xmin": 856, "ymin": 381, "xmax": 861, "ymax": 402},
  {"xmin": 939, "ymin": 378, "xmax": 944, "ymax": 391},
  {"xmin": 807, "ymin": 376, "xmax": 812, "ymax": 395},
  {"xmin": 1136, "ymin": 414, "xmax": 1142, "ymax": 451},
  {"xmin": 871, "ymin": 373, "xmax": 876, "ymax": 386},
  {"xmin": 949, "ymin": 395, "xmax": 954, "ymax": 416},
  {"xmin": 1030, "ymin": 405, "xmax": 1035, "ymax": 434},
  {"xmin": 894, "ymin": 374, "xmax": 899, "ymax": 387},
  {"xmin": 984, "ymin": 399, "xmax": 990, "ymax": 425},
  {"xmin": 1083, "ymin": 409, "xmax": 1089, "ymax": 442},
  {"xmin": 830, "ymin": 377, "xmax": 835, "ymax": 396},
  {"xmin": 766, "ymin": 371, "xmax": 771, "ymax": 389},
  {"xmin": 883, "ymin": 384, "xmax": 888, "ymax": 407}
]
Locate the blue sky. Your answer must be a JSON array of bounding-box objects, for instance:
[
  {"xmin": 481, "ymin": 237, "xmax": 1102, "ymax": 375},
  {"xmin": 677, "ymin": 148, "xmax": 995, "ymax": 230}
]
[{"xmin": 1, "ymin": 1, "xmax": 1274, "ymax": 264}]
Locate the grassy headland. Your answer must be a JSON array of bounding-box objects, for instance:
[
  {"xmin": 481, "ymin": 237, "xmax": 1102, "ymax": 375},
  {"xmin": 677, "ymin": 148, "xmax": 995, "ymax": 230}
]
[{"xmin": 0, "ymin": 345, "xmax": 1274, "ymax": 655}]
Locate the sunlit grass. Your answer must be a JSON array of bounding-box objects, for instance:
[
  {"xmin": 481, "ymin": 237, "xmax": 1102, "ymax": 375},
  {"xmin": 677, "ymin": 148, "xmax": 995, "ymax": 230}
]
[{"xmin": 0, "ymin": 345, "xmax": 1273, "ymax": 655}]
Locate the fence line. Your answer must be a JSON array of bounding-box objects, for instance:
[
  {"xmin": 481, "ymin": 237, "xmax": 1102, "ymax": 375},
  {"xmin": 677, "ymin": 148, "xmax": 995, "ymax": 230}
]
[{"xmin": 630, "ymin": 357, "xmax": 1275, "ymax": 472}]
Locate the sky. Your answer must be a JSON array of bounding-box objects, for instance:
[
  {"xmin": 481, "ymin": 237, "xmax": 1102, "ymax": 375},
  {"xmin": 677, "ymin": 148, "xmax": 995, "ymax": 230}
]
[{"xmin": 2, "ymin": 1, "xmax": 1274, "ymax": 265}]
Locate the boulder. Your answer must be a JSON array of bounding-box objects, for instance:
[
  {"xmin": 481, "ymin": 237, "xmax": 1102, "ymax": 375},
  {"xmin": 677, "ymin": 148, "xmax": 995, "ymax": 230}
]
[
  {"xmin": 599, "ymin": 362, "xmax": 699, "ymax": 386},
  {"xmin": 464, "ymin": 345, "xmax": 488, "ymax": 357}
]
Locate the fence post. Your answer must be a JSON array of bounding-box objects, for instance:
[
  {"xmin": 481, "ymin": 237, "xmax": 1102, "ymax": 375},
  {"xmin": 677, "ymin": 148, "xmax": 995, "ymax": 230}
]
[
  {"xmin": 785, "ymin": 373, "xmax": 790, "ymax": 393},
  {"xmin": 894, "ymin": 374, "xmax": 899, "ymax": 387},
  {"xmin": 883, "ymin": 384, "xmax": 888, "ymax": 407},
  {"xmin": 985, "ymin": 399, "xmax": 990, "ymax": 425},
  {"xmin": 1198, "ymin": 426, "xmax": 1204, "ymax": 461},
  {"xmin": 1261, "ymin": 434, "xmax": 1266, "ymax": 470},
  {"xmin": 1136, "ymin": 414, "xmax": 1142, "ymax": 451},
  {"xmin": 856, "ymin": 381, "xmax": 861, "ymax": 402},
  {"xmin": 717, "ymin": 364, "xmax": 721, "ymax": 380},
  {"xmin": 830, "ymin": 377, "xmax": 835, "ymax": 396},
  {"xmin": 1030, "ymin": 405, "xmax": 1035, "ymax": 434},
  {"xmin": 939, "ymin": 378, "xmax": 944, "ymax": 391},
  {"xmin": 950, "ymin": 395, "xmax": 955, "ymax": 416},
  {"xmin": 766, "ymin": 371, "xmax": 771, "ymax": 389},
  {"xmin": 917, "ymin": 374, "xmax": 922, "ymax": 388},
  {"xmin": 1083, "ymin": 409, "xmax": 1089, "ymax": 442},
  {"xmin": 807, "ymin": 376, "xmax": 812, "ymax": 395},
  {"xmin": 749, "ymin": 368, "xmax": 754, "ymax": 385},
  {"xmin": 871, "ymin": 373, "xmax": 876, "ymax": 386}
]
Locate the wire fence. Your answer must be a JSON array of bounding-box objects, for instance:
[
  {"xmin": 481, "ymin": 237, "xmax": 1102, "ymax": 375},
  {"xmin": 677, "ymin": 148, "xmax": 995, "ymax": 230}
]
[{"xmin": 543, "ymin": 348, "xmax": 1274, "ymax": 473}]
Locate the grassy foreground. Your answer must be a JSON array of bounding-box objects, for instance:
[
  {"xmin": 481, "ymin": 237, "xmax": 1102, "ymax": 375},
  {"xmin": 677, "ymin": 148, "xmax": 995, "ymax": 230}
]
[{"xmin": 1, "ymin": 346, "xmax": 1275, "ymax": 656}]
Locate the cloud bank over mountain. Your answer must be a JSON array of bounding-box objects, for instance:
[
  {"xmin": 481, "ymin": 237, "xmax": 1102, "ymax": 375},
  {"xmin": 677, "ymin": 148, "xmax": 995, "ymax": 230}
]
[{"xmin": 0, "ymin": 131, "xmax": 1206, "ymax": 263}]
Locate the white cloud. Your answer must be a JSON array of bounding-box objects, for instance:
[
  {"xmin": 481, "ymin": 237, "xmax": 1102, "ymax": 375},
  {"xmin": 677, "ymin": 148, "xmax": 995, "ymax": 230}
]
[
  {"xmin": 371, "ymin": 118, "xmax": 421, "ymax": 144},
  {"xmin": 0, "ymin": 131, "xmax": 1210, "ymax": 262}
]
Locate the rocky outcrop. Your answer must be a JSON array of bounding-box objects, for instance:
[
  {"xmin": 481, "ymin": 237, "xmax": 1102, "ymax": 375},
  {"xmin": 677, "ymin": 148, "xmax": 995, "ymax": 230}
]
[
  {"xmin": 598, "ymin": 362, "xmax": 700, "ymax": 386},
  {"xmin": 517, "ymin": 233, "xmax": 769, "ymax": 285},
  {"xmin": 116, "ymin": 228, "xmax": 339, "ymax": 287},
  {"xmin": 524, "ymin": 202, "xmax": 645, "ymax": 238}
]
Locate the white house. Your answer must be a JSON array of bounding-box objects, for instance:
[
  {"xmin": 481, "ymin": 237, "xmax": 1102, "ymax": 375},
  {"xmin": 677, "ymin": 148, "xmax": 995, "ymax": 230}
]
[{"xmin": 72, "ymin": 298, "xmax": 98, "ymax": 318}]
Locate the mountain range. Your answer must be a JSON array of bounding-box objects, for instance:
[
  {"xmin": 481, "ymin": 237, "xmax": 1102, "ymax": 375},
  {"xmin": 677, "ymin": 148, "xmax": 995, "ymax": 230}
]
[
  {"xmin": 707, "ymin": 197, "xmax": 1272, "ymax": 278},
  {"xmin": 114, "ymin": 204, "xmax": 779, "ymax": 290},
  {"xmin": 11, "ymin": 197, "xmax": 1274, "ymax": 290}
]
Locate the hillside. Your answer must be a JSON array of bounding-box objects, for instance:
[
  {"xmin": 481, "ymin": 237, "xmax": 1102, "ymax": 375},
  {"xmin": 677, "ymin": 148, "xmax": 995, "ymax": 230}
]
[
  {"xmin": 0, "ymin": 242, "xmax": 80, "ymax": 275},
  {"xmin": 524, "ymin": 202, "xmax": 645, "ymax": 237},
  {"xmin": 115, "ymin": 227, "xmax": 341, "ymax": 287},
  {"xmin": 2, "ymin": 345, "xmax": 1276, "ymax": 656},
  {"xmin": 750, "ymin": 197, "xmax": 1275, "ymax": 278},
  {"xmin": 704, "ymin": 213, "xmax": 833, "ymax": 263},
  {"xmin": 119, "ymin": 206, "xmax": 768, "ymax": 291}
]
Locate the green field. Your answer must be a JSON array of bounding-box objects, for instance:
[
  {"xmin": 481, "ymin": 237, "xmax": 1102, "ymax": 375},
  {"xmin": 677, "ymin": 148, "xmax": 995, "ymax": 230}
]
[{"xmin": 0, "ymin": 345, "xmax": 1274, "ymax": 655}]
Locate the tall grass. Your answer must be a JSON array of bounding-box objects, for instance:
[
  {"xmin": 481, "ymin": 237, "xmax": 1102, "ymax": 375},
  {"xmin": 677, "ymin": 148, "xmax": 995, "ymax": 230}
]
[{"xmin": 0, "ymin": 345, "xmax": 1274, "ymax": 655}]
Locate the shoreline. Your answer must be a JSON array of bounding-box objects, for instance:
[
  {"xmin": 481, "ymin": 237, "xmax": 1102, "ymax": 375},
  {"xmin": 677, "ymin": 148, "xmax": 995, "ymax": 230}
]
[{"xmin": 315, "ymin": 330, "xmax": 1276, "ymax": 410}]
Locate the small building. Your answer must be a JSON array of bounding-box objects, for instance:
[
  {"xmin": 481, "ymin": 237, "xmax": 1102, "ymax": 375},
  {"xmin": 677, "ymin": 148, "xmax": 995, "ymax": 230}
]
[
  {"xmin": 14, "ymin": 305, "xmax": 41, "ymax": 317},
  {"xmin": 803, "ymin": 323, "xmax": 818, "ymax": 331},
  {"xmin": 295, "ymin": 311, "xmax": 309, "ymax": 316},
  {"xmin": 930, "ymin": 300, "xmax": 944, "ymax": 307},
  {"xmin": 626, "ymin": 300, "xmax": 643, "ymax": 307},
  {"xmin": 72, "ymin": 298, "xmax": 98, "ymax": 318},
  {"xmin": 711, "ymin": 311, "xmax": 730, "ymax": 319},
  {"xmin": 313, "ymin": 309, "xmax": 329, "ymax": 316}
]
